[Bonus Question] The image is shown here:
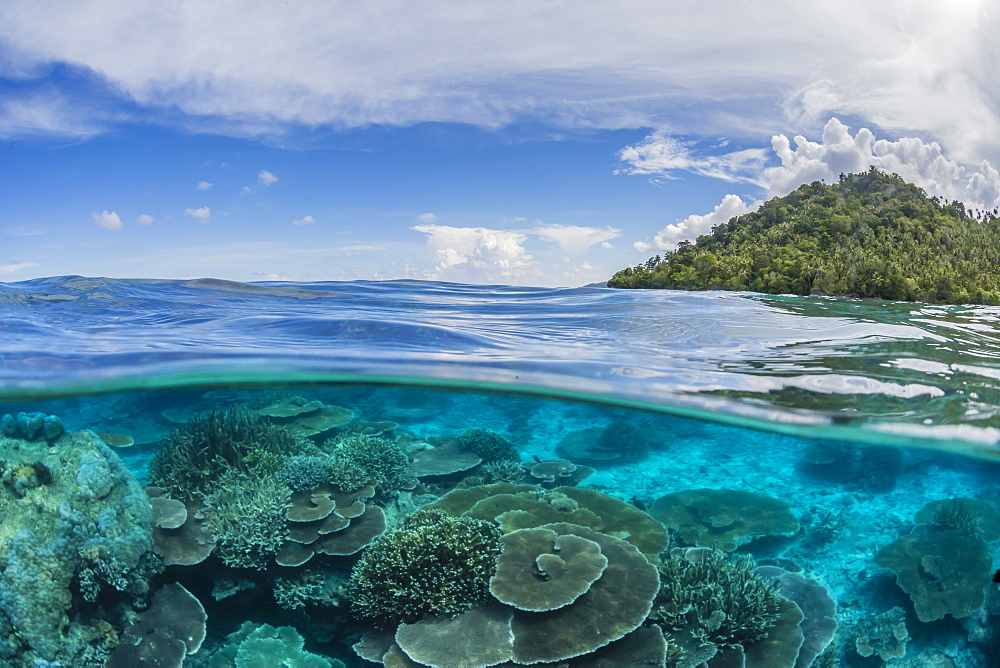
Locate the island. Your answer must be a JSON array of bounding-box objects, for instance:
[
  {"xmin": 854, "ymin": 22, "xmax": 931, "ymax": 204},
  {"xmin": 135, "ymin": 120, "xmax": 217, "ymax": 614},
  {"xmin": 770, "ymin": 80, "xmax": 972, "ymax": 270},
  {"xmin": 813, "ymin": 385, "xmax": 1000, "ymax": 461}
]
[{"xmin": 608, "ymin": 169, "xmax": 1000, "ymax": 305}]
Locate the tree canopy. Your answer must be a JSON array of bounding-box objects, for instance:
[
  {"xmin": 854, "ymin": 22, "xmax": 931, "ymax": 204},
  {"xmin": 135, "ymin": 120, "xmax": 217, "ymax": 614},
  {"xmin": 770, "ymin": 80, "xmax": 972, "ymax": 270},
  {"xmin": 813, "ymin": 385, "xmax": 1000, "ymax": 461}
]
[{"xmin": 608, "ymin": 169, "xmax": 1000, "ymax": 305}]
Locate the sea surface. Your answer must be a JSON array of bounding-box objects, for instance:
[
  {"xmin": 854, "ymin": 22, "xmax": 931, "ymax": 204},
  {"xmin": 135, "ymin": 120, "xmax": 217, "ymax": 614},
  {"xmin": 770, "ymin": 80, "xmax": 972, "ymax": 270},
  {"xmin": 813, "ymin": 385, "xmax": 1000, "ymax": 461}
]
[{"xmin": 0, "ymin": 275, "xmax": 998, "ymax": 667}]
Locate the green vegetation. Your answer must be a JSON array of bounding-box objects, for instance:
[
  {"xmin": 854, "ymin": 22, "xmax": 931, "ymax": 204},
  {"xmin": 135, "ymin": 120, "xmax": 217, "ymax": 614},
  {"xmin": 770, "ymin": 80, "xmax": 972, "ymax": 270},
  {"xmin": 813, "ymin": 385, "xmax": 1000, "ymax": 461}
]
[{"xmin": 609, "ymin": 169, "xmax": 1000, "ymax": 304}]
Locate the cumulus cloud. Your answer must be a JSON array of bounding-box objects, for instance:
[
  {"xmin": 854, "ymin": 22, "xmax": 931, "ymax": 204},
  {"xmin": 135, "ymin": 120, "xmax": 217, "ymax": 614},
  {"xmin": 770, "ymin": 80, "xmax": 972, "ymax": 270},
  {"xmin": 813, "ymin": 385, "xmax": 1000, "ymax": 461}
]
[
  {"xmin": 136, "ymin": 214, "xmax": 154, "ymax": 225},
  {"xmin": 91, "ymin": 210, "xmax": 122, "ymax": 230},
  {"xmin": 292, "ymin": 215, "xmax": 315, "ymax": 225},
  {"xmin": 531, "ymin": 224, "xmax": 621, "ymax": 256},
  {"xmin": 412, "ymin": 224, "xmax": 535, "ymax": 281},
  {"xmin": 185, "ymin": 206, "xmax": 211, "ymax": 220},
  {"xmin": 2, "ymin": 1, "xmax": 999, "ymax": 165},
  {"xmin": 634, "ymin": 195, "xmax": 756, "ymax": 253},
  {"xmin": 761, "ymin": 118, "xmax": 1000, "ymax": 211},
  {"xmin": 629, "ymin": 117, "xmax": 1000, "ymax": 252},
  {"xmin": 257, "ymin": 170, "xmax": 278, "ymax": 186},
  {"xmin": 196, "ymin": 180, "xmax": 213, "ymax": 190},
  {"xmin": 417, "ymin": 212, "xmax": 437, "ymax": 223},
  {"xmin": 0, "ymin": 260, "xmax": 38, "ymax": 275}
]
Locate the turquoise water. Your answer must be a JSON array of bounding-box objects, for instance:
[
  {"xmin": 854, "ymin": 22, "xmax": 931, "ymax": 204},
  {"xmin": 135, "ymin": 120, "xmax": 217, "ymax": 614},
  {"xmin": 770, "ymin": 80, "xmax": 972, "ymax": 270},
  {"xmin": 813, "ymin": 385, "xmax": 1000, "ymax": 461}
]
[{"xmin": 0, "ymin": 276, "xmax": 998, "ymax": 666}]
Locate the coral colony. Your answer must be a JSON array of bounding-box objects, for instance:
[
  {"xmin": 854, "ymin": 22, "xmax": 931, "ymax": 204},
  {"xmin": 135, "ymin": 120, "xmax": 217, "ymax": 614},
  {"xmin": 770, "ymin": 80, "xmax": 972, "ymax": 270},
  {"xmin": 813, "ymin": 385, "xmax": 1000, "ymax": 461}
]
[{"xmin": 0, "ymin": 394, "xmax": 996, "ymax": 667}]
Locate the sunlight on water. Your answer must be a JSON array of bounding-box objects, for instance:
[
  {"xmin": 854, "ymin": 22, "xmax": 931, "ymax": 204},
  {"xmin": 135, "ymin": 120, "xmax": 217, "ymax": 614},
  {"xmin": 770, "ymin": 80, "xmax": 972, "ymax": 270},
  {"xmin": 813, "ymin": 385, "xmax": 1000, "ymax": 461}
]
[{"xmin": 0, "ymin": 278, "xmax": 999, "ymax": 666}]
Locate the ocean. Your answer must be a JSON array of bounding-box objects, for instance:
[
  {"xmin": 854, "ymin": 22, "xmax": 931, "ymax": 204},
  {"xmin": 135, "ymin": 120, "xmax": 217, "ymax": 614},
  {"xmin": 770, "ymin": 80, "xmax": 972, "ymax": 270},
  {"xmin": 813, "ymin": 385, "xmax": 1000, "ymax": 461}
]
[{"xmin": 0, "ymin": 275, "xmax": 998, "ymax": 667}]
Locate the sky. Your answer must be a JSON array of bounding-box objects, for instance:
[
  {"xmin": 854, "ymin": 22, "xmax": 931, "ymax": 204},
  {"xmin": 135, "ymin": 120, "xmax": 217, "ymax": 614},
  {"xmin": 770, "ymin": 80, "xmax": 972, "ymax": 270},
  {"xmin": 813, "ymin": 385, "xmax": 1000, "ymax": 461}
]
[{"xmin": 2, "ymin": 0, "xmax": 1000, "ymax": 287}]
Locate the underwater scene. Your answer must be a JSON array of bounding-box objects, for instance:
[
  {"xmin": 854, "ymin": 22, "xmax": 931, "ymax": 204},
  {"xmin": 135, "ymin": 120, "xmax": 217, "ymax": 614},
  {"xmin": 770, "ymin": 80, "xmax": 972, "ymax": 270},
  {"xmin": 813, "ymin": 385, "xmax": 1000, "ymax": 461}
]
[{"xmin": 1, "ymin": 277, "xmax": 1000, "ymax": 667}]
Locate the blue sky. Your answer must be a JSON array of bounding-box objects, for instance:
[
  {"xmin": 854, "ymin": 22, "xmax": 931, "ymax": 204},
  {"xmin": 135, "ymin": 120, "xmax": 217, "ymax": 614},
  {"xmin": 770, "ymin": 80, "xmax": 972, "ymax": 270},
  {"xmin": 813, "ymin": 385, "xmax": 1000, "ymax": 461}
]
[{"xmin": 2, "ymin": 1, "xmax": 999, "ymax": 286}]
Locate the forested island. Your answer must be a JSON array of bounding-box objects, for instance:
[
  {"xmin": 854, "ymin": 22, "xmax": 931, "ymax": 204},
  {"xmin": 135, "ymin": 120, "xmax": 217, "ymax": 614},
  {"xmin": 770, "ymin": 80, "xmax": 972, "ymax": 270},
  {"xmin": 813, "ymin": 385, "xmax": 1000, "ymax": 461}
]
[{"xmin": 609, "ymin": 169, "xmax": 1000, "ymax": 304}]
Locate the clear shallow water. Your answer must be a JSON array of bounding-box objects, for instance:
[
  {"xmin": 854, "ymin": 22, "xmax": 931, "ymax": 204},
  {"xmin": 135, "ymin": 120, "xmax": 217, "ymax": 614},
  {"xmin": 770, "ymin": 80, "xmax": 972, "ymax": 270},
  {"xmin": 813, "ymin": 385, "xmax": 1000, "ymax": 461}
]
[
  {"xmin": 4, "ymin": 276, "xmax": 1000, "ymax": 457},
  {"xmin": 0, "ymin": 276, "xmax": 999, "ymax": 666}
]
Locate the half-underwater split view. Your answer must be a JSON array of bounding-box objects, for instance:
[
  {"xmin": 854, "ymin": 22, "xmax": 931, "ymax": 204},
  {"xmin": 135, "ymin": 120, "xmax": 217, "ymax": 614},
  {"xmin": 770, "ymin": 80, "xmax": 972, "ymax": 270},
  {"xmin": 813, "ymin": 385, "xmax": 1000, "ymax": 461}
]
[
  {"xmin": 5, "ymin": 2, "xmax": 1000, "ymax": 667},
  {"xmin": 1, "ymin": 277, "xmax": 999, "ymax": 666}
]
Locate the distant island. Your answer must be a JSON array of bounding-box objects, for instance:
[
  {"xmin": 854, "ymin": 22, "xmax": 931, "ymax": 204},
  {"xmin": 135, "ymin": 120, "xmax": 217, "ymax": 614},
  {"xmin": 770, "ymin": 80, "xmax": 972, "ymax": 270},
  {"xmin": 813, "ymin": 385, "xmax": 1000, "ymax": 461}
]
[{"xmin": 609, "ymin": 169, "xmax": 1000, "ymax": 305}]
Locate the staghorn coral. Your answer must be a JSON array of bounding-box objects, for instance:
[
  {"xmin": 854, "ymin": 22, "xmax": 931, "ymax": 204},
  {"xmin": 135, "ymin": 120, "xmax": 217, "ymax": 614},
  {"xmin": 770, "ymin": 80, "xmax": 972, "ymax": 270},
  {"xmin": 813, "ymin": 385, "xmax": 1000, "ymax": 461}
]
[
  {"xmin": 276, "ymin": 455, "xmax": 332, "ymax": 492},
  {"xmin": 204, "ymin": 471, "xmax": 291, "ymax": 570},
  {"xmin": 149, "ymin": 409, "xmax": 303, "ymax": 499},
  {"xmin": 650, "ymin": 547, "xmax": 783, "ymax": 663},
  {"xmin": 347, "ymin": 509, "xmax": 503, "ymax": 627}
]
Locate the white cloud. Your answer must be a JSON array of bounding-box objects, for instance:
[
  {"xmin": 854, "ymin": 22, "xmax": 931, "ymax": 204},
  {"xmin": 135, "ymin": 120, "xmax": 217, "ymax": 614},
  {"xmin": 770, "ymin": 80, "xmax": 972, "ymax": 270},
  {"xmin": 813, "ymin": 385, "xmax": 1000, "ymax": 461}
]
[
  {"xmin": 185, "ymin": 206, "xmax": 211, "ymax": 220},
  {"xmin": 412, "ymin": 224, "xmax": 536, "ymax": 281},
  {"xmin": 761, "ymin": 118, "xmax": 1000, "ymax": 211},
  {"xmin": 417, "ymin": 212, "xmax": 437, "ymax": 223},
  {"xmin": 616, "ymin": 135, "xmax": 769, "ymax": 185},
  {"xmin": 257, "ymin": 170, "xmax": 278, "ymax": 186},
  {"xmin": 0, "ymin": 260, "xmax": 38, "ymax": 275},
  {"xmin": 531, "ymin": 224, "xmax": 621, "ymax": 256},
  {"xmin": 136, "ymin": 214, "xmax": 154, "ymax": 225},
  {"xmin": 91, "ymin": 210, "xmax": 123, "ymax": 230},
  {"xmin": 630, "ymin": 117, "xmax": 1000, "ymax": 252},
  {"xmin": 0, "ymin": 89, "xmax": 108, "ymax": 139},
  {"xmin": 196, "ymin": 180, "xmax": 213, "ymax": 190},
  {"xmin": 634, "ymin": 194, "xmax": 756, "ymax": 253},
  {"xmin": 292, "ymin": 215, "xmax": 316, "ymax": 225},
  {"xmin": 2, "ymin": 1, "xmax": 999, "ymax": 166}
]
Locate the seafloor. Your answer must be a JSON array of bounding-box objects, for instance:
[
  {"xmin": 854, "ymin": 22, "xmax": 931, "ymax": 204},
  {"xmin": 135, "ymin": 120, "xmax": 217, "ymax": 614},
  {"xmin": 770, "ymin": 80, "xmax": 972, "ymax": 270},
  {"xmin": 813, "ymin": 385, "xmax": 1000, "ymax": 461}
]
[{"xmin": 0, "ymin": 383, "xmax": 998, "ymax": 667}]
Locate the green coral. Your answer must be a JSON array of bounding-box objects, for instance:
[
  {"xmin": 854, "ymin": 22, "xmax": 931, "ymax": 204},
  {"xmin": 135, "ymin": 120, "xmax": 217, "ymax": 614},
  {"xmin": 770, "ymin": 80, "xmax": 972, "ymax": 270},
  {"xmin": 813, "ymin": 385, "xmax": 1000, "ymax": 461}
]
[
  {"xmin": 204, "ymin": 471, "xmax": 291, "ymax": 569},
  {"xmin": 347, "ymin": 509, "xmax": 504, "ymax": 627},
  {"xmin": 457, "ymin": 428, "xmax": 519, "ymax": 464},
  {"xmin": 206, "ymin": 622, "xmax": 339, "ymax": 668},
  {"xmin": 149, "ymin": 409, "xmax": 304, "ymax": 499},
  {"xmin": 650, "ymin": 548, "xmax": 783, "ymax": 652},
  {"xmin": 324, "ymin": 434, "xmax": 409, "ymax": 494}
]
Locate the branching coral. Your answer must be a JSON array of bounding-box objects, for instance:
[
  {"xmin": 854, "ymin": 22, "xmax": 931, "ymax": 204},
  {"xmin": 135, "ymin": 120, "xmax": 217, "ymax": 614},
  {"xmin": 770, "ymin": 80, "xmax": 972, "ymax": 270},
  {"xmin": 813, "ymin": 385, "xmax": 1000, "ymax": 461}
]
[
  {"xmin": 149, "ymin": 409, "xmax": 303, "ymax": 499},
  {"xmin": 324, "ymin": 434, "xmax": 409, "ymax": 494},
  {"xmin": 457, "ymin": 428, "xmax": 519, "ymax": 464},
  {"xmin": 347, "ymin": 509, "xmax": 503, "ymax": 627},
  {"xmin": 204, "ymin": 472, "xmax": 291, "ymax": 570},
  {"xmin": 650, "ymin": 548, "xmax": 783, "ymax": 655}
]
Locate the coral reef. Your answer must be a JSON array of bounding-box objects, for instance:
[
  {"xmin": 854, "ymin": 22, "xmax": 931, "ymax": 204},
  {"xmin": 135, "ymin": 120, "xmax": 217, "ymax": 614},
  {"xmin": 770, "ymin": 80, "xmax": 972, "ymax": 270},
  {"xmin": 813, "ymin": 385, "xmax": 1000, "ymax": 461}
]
[
  {"xmin": 852, "ymin": 606, "xmax": 909, "ymax": 661},
  {"xmin": 203, "ymin": 621, "xmax": 340, "ymax": 668},
  {"xmin": 427, "ymin": 483, "xmax": 669, "ymax": 563},
  {"xmin": 457, "ymin": 427, "xmax": 519, "ymax": 464},
  {"xmin": 0, "ymin": 431, "xmax": 155, "ymax": 665},
  {"xmin": 347, "ymin": 509, "xmax": 503, "ymax": 627},
  {"xmin": 149, "ymin": 409, "xmax": 304, "ymax": 499},
  {"xmin": 204, "ymin": 471, "xmax": 292, "ymax": 570},
  {"xmin": 651, "ymin": 547, "xmax": 784, "ymax": 664},
  {"xmin": 277, "ymin": 455, "xmax": 333, "ymax": 492},
  {"xmin": 324, "ymin": 434, "xmax": 411, "ymax": 494},
  {"xmin": 0, "ymin": 412, "xmax": 63, "ymax": 441},
  {"xmin": 914, "ymin": 497, "xmax": 1000, "ymax": 540},
  {"xmin": 648, "ymin": 488, "xmax": 800, "ymax": 552},
  {"xmin": 875, "ymin": 525, "xmax": 993, "ymax": 622},
  {"xmin": 379, "ymin": 521, "xmax": 660, "ymax": 665},
  {"xmin": 106, "ymin": 583, "xmax": 206, "ymax": 667}
]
